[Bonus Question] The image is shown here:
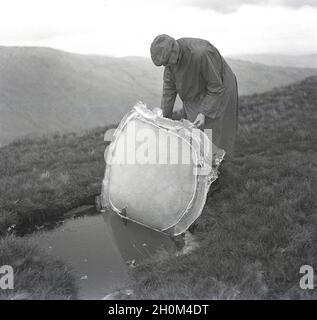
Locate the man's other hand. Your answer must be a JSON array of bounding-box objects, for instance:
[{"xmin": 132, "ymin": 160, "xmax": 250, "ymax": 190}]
[{"xmin": 193, "ymin": 113, "xmax": 205, "ymax": 128}]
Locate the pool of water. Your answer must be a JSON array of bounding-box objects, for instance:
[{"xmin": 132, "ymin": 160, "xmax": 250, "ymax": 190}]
[{"xmin": 27, "ymin": 209, "xmax": 176, "ymax": 299}]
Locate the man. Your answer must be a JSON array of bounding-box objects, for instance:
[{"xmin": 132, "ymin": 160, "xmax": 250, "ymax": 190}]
[{"xmin": 150, "ymin": 34, "xmax": 238, "ymax": 157}]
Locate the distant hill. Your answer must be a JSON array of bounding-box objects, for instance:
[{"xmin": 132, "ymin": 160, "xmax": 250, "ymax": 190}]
[
  {"xmin": 0, "ymin": 47, "xmax": 163, "ymax": 146},
  {"xmin": 1, "ymin": 46, "xmax": 317, "ymax": 146},
  {"xmin": 231, "ymin": 53, "xmax": 317, "ymax": 69}
]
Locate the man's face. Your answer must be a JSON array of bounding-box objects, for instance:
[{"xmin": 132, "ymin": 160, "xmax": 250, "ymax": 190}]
[
  {"xmin": 162, "ymin": 54, "xmax": 172, "ymax": 67},
  {"xmin": 163, "ymin": 42, "xmax": 179, "ymax": 67}
]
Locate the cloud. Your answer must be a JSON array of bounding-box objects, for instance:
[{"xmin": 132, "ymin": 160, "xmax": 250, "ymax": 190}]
[
  {"xmin": 0, "ymin": 0, "xmax": 316, "ymax": 56},
  {"xmin": 184, "ymin": 0, "xmax": 317, "ymax": 13}
]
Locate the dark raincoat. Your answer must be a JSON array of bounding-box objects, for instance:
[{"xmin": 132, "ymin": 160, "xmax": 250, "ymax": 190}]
[{"xmin": 161, "ymin": 37, "xmax": 238, "ymax": 157}]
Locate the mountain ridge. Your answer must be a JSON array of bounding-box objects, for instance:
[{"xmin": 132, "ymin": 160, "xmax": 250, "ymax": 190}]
[
  {"xmin": 231, "ymin": 53, "xmax": 317, "ymax": 69},
  {"xmin": 1, "ymin": 46, "xmax": 317, "ymax": 146}
]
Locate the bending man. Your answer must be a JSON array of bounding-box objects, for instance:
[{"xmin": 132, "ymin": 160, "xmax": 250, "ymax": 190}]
[{"xmin": 150, "ymin": 35, "xmax": 238, "ymax": 157}]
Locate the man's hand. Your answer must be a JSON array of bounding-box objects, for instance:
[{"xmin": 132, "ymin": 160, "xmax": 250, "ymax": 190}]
[{"xmin": 193, "ymin": 113, "xmax": 205, "ymax": 128}]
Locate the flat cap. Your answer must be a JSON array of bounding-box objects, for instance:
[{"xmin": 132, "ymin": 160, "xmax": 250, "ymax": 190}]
[{"xmin": 150, "ymin": 34, "xmax": 175, "ymax": 66}]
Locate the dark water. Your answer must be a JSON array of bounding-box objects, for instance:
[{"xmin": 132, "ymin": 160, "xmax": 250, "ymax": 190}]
[{"xmin": 27, "ymin": 209, "xmax": 176, "ymax": 299}]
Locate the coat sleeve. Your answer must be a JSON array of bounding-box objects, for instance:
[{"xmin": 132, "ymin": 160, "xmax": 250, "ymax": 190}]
[
  {"xmin": 161, "ymin": 66, "xmax": 177, "ymax": 118},
  {"xmin": 199, "ymin": 51, "xmax": 225, "ymax": 119}
]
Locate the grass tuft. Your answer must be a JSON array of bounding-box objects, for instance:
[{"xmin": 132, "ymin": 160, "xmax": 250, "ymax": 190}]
[{"xmin": 0, "ymin": 236, "xmax": 77, "ymax": 300}]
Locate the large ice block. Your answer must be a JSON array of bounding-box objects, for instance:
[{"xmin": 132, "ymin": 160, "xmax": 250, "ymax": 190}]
[{"xmin": 101, "ymin": 103, "xmax": 225, "ymax": 236}]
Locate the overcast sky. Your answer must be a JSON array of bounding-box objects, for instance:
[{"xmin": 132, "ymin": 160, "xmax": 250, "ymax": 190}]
[{"xmin": 0, "ymin": 0, "xmax": 316, "ymax": 57}]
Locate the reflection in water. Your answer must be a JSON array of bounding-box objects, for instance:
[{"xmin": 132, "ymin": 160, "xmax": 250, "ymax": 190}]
[
  {"xmin": 104, "ymin": 211, "xmax": 177, "ymax": 264},
  {"xmin": 28, "ymin": 209, "xmax": 176, "ymax": 299}
]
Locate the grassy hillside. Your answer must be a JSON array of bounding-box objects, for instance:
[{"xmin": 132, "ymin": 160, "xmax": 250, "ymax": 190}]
[
  {"xmin": 131, "ymin": 76, "xmax": 317, "ymax": 299},
  {"xmin": 1, "ymin": 46, "xmax": 317, "ymax": 146},
  {"xmin": 0, "ymin": 76, "xmax": 316, "ymax": 299},
  {"xmin": 0, "ymin": 127, "xmax": 112, "ymax": 235},
  {"xmin": 0, "ymin": 236, "xmax": 77, "ymax": 300}
]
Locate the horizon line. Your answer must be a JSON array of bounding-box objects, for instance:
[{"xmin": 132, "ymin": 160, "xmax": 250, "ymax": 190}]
[{"xmin": 0, "ymin": 44, "xmax": 317, "ymax": 59}]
